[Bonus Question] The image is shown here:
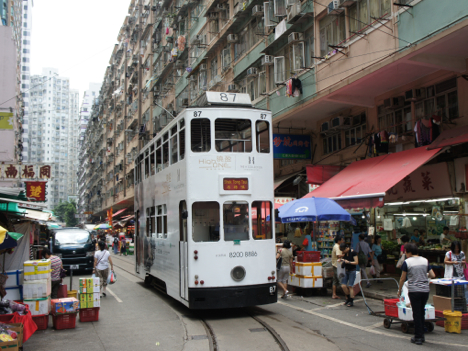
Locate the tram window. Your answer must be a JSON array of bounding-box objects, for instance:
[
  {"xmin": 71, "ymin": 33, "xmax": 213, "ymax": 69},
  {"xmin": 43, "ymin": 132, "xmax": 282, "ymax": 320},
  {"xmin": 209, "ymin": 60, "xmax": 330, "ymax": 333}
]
[
  {"xmin": 156, "ymin": 141, "xmax": 162, "ymax": 173},
  {"xmin": 171, "ymin": 130, "xmax": 178, "ymax": 164},
  {"xmin": 191, "ymin": 118, "xmax": 211, "ymax": 152},
  {"xmin": 144, "ymin": 149, "xmax": 150, "ymax": 179},
  {"xmin": 256, "ymin": 121, "xmax": 270, "ymax": 153},
  {"xmin": 215, "ymin": 119, "xmax": 252, "ymax": 153},
  {"xmin": 150, "ymin": 144, "xmax": 155, "ymax": 175},
  {"xmin": 162, "ymin": 133, "xmax": 169, "ymax": 169},
  {"xmin": 223, "ymin": 201, "xmax": 250, "ymax": 241},
  {"xmin": 179, "ymin": 124, "xmax": 185, "ymax": 160},
  {"xmin": 192, "ymin": 202, "xmax": 220, "ymax": 242},
  {"xmin": 252, "ymin": 201, "xmax": 273, "ymax": 240},
  {"xmin": 156, "ymin": 204, "xmax": 167, "ymax": 239}
]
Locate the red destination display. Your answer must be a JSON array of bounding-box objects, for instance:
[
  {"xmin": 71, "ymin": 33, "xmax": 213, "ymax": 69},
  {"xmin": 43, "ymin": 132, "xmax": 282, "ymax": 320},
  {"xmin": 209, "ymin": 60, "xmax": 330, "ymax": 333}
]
[{"xmin": 223, "ymin": 178, "xmax": 248, "ymax": 191}]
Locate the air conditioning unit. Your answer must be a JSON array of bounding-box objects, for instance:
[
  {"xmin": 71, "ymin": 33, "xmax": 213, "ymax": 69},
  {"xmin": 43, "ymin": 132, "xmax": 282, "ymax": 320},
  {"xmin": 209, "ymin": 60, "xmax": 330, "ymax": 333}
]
[
  {"xmin": 328, "ymin": 0, "xmax": 344, "ymax": 15},
  {"xmin": 384, "ymin": 96, "xmax": 405, "ymax": 109},
  {"xmin": 320, "ymin": 122, "xmax": 329, "ymax": 134},
  {"xmin": 200, "ymin": 35, "xmax": 207, "ymax": 45},
  {"xmin": 209, "ymin": 12, "xmax": 218, "ymax": 20},
  {"xmin": 287, "ymin": 2, "xmax": 302, "ymax": 24},
  {"xmin": 339, "ymin": 0, "xmax": 356, "ymax": 7},
  {"xmin": 405, "ymin": 88, "xmax": 426, "ymax": 101},
  {"xmin": 200, "ymin": 63, "xmax": 207, "ymax": 71},
  {"xmin": 262, "ymin": 55, "xmax": 274, "ymax": 65},
  {"xmin": 227, "ymin": 34, "xmax": 238, "ymax": 43},
  {"xmin": 247, "ymin": 67, "xmax": 258, "ymax": 77},
  {"xmin": 227, "ymin": 84, "xmax": 239, "ymax": 92},
  {"xmin": 182, "ymin": 98, "xmax": 189, "ymax": 105},
  {"xmin": 288, "ymin": 32, "xmax": 304, "ymax": 44},
  {"xmin": 191, "ymin": 35, "xmax": 201, "ymax": 45},
  {"xmin": 252, "ymin": 5, "xmax": 264, "ymax": 16},
  {"xmin": 216, "ymin": 3, "xmax": 226, "ymax": 11}
]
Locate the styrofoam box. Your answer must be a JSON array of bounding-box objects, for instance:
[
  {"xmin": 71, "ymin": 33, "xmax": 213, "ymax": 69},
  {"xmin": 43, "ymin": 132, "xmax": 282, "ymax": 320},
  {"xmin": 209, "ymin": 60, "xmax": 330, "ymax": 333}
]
[
  {"xmin": 24, "ymin": 297, "xmax": 51, "ymax": 316},
  {"xmin": 296, "ymin": 263, "xmax": 322, "ymax": 277},
  {"xmin": 288, "ymin": 274, "xmax": 323, "ymax": 288},
  {"xmin": 5, "ymin": 270, "xmax": 23, "ymax": 288},
  {"xmin": 4, "ymin": 286, "xmax": 23, "ymax": 301},
  {"xmin": 23, "ymin": 279, "xmax": 51, "ymax": 299},
  {"xmin": 398, "ymin": 304, "xmax": 435, "ymax": 321},
  {"xmin": 24, "ymin": 259, "xmax": 51, "ymax": 281}
]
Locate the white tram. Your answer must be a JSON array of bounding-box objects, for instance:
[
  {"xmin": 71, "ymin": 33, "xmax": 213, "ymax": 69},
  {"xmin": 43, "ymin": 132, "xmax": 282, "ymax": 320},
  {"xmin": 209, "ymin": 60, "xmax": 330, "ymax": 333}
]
[{"xmin": 134, "ymin": 92, "xmax": 277, "ymax": 309}]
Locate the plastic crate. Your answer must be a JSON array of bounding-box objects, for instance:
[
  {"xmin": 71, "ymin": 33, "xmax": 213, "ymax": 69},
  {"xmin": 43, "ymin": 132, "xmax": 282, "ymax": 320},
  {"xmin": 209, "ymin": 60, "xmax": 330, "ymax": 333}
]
[
  {"xmin": 296, "ymin": 251, "xmax": 321, "ymax": 263},
  {"xmin": 52, "ymin": 313, "xmax": 77, "ymax": 330},
  {"xmin": 32, "ymin": 314, "xmax": 49, "ymax": 330},
  {"xmin": 79, "ymin": 307, "xmax": 100, "ymax": 322},
  {"xmin": 435, "ymin": 284, "xmax": 466, "ymax": 298},
  {"xmin": 384, "ymin": 298, "xmax": 400, "ymax": 318}
]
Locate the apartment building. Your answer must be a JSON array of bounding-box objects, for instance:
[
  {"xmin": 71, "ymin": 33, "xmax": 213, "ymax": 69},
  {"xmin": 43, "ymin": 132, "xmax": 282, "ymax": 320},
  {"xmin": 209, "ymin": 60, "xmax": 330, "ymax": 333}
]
[
  {"xmin": 20, "ymin": 0, "xmax": 32, "ymax": 162},
  {"xmin": 27, "ymin": 68, "xmax": 80, "ymax": 209},
  {"xmin": 79, "ymin": 0, "xmax": 468, "ymax": 221},
  {"xmin": 0, "ymin": 0, "xmax": 24, "ymax": 174}
]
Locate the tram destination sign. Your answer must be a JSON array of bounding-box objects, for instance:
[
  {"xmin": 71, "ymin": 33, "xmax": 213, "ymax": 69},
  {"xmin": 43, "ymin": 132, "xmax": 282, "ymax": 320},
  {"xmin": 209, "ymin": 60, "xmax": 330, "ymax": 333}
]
[{"xmin": 223, "ymin": 178, "xmax": 249, "ymax": 191}]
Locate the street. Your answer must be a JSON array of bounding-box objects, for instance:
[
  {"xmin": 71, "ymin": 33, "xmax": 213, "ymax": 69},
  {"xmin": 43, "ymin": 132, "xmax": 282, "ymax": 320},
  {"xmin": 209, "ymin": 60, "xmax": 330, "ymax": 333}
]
[{"xmin": 27, "ymin": 254, "xmax": 468, "ymax": 351}]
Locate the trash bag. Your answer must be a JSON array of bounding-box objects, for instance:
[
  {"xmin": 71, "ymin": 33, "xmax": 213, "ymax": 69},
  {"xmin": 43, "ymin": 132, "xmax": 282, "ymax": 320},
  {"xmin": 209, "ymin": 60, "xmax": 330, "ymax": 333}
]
[{"xmin": 107, "ymin": 270, "xmax": 117, "ymax": 285}]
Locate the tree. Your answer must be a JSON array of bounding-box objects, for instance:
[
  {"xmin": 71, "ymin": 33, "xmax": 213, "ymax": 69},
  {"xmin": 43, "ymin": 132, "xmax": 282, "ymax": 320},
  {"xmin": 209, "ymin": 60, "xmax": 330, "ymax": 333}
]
[{"xmin": 54, "ymin": 200, "xmax": 78, "ymax": 227}]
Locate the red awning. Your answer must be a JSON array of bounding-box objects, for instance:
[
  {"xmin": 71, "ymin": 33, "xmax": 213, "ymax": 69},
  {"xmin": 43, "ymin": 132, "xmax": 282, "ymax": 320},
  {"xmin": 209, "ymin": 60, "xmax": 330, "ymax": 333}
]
[
  {"xmin": 303, "ymin": 147, "xmax": 441, "ymax": 208},
  {"xmin": 112, "ymin": 208, "xmax": 127, "ymax": 217},
  {"xmin": 306, "ymin": 165, "xmax": 344, "ymax": 185},
  {"xmin": 427, "ymin": 125, "xmax": 468, "ymax": 150}
]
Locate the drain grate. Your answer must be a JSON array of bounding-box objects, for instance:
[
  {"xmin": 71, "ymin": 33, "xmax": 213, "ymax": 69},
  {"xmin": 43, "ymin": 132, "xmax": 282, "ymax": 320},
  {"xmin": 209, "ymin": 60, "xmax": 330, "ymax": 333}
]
[
  {"xmin": 191, "ymin": 335, "xmax": 209, "ymax": 340},
  {"xmin": 249, "ymin": 328, "xmax": 266, "ymax": 333}
]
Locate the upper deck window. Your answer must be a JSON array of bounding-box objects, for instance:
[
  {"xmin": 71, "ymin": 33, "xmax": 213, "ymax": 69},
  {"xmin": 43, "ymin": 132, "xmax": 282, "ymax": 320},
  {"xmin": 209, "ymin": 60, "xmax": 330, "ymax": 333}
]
[
  {"xmin": 256, "ymin": 121, "xmax": 270, "ymax": 153},
  {"xmin": 191, "ymin": 118, "xmax": 211, "ymax": 152},
  {"xmin": 215, "ymin": 119, "xmax": 252, "ymax": 153}
]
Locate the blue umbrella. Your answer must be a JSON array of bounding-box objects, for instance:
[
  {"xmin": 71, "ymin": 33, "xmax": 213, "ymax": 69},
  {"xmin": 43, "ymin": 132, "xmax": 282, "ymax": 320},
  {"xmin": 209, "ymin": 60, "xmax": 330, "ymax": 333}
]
[{"xmin": 278, "ymin": 197, "xmax": 356, "ymax": 224}]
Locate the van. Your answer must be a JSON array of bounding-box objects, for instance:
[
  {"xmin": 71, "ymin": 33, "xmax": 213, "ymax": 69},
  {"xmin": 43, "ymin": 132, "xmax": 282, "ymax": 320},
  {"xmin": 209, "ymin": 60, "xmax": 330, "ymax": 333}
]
[{"xmin": 51, "ymin": 228, "xmax": 94, "ymax": 272}]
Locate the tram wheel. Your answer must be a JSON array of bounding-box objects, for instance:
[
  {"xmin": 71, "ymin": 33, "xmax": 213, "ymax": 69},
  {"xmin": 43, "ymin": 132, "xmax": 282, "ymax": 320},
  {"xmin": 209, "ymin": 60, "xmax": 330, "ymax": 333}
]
[
  {"xmin": 383, "ymin": 319, "xmax": 392, "ymax": 329},
  {"xmin": 401, "ymin": 322, "xmax": 410, "ymax": 334}
]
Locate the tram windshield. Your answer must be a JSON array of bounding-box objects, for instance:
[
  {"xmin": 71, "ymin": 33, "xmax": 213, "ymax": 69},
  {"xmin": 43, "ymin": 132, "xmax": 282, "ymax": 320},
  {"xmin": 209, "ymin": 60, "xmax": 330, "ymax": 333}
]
[
  {"xmin": 215, "ymin": 119, "xmax": 252, "ymax": 152},
  {"xmin": 223, "ymin": 201, "xmax": 250, "ymax": 241}
]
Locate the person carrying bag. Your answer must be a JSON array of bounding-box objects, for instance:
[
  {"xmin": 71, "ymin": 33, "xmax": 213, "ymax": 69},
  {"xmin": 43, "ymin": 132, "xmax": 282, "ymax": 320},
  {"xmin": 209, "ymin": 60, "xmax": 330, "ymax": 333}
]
[{"xmin": 94, "ymin": 241, "xmax": 114, "ymax": 298}]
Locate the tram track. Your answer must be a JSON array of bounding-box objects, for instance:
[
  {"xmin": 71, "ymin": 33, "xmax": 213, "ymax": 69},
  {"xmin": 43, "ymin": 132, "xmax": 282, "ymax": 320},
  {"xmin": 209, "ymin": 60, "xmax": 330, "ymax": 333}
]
[{"xmin": 113, "ymin": 256, "xmax": 292, "ymax": 350}]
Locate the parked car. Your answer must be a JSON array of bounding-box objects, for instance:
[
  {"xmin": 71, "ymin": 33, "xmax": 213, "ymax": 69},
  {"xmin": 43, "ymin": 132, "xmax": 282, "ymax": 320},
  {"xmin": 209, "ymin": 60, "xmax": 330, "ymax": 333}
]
[{"xmin": 51, "ymin": 228, "xmax": 94, "ymax": 272}]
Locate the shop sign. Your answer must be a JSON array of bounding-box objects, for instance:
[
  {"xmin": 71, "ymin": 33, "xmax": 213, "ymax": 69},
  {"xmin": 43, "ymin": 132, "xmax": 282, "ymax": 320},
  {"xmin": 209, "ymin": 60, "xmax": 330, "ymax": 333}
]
[
  {"xmin": 25, "ymin": 181, "xmax": 47, "ymax": 201},
  {"xmin": 385, "ymin": 163, "xmax": 452, "ymax": 202},
  {"xmin": 0, "ymin": 112, "xmax": 14, "ymax": 130},
  {"xmin": 274, "ymin": 197, "xmax": 295, "ymax": 206},
  {"xmin": 273, "ymin": 134, "xmax": 311, "ymax": 159},
  {"xmin": 0, "ymin": 164, "xmax": 53, "ymax": 180}
]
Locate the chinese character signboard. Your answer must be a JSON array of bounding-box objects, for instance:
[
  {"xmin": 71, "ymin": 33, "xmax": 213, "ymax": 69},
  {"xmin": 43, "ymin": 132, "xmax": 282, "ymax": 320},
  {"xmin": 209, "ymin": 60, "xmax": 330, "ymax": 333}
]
[
  {"xmin": 0, "ymin": 112, "xmax": 14, "ymax": 130},
  {"xmin": 273, "ymin": 134, "xmax": 311, "ymax": 159},
  {"xmin": 223, "ymin": 178, "xmax": 249, "ymax": 191},
  {"xmin": 0, "ymin": 164, "xmax": 52, "ymax": 180},
  {"xmin": 25, "ymin": 181, "xmax": 46, "ymax": 201},
  {"xmin": 385, "ymin": 163, "xmax": 452, "ymax": 202}
]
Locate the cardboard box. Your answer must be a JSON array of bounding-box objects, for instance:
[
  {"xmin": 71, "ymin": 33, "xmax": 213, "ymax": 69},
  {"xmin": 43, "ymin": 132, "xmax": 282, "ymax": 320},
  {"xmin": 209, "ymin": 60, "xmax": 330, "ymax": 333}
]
[
  {"xmin": 79, "ymin": 278, "xmax": 87, "ymax": 288},
  {"xmin": 93, "ymin": 299, "xmax": 100, "ymax": 308},
  {"xmin": 93, "ymin": 293, "xmax": 100, "ymax": 302},
  {"xmin": 23, "ymin": 279, "xmax": 51, "ymax": 299},
  {"xmin": 6, "ymin": 323, "xmax": 23, "ymax": 349},
  {"xmin": 87, "ymin": 299, "xmax": 94, "ymax": 308},
  {"xmin": 24, "ymin": 297, "xmax": 51, "ymax": 315},
  {"xmin": 86, "ymin": 293, "xmax": 93, "ymax": 302},
  {"xmin": 433, "ymin": 295, "xmax": 465, "ymax": 312},
  {"xmin": 0, "ymin": 338, "xmax": 18, "ymax": 351},
  {"xmin": 80, "ymin": 300, "xmax": 87, "ymax": 309},
  {"xmin": 295, "ymin": 262, "xmax": 322, "ymax": 277},
  {"xmin": 92, "ymin": 277, "xmax": 100, "ymax": 292},
  {"xmin": 51, "ymin": 298, "xmax": 79, "ymax": 314}
]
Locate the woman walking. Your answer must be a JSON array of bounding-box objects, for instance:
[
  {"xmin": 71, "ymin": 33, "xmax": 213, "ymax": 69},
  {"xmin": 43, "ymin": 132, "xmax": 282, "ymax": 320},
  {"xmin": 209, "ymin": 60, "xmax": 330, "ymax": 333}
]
[
  {"xmin": 94, "ymin": 241, "xmax": 114, "ymax": 298},
  {"xmin": 276, "ymin": 240, "xmax": 293, "ymax": 299},
  {"xmin": 120, "ymin": 236, "xmax": 127, "ymax": 256},
  {"xmin": 371, "ymin": 235, "xmax": 383, "ymax": 283}
]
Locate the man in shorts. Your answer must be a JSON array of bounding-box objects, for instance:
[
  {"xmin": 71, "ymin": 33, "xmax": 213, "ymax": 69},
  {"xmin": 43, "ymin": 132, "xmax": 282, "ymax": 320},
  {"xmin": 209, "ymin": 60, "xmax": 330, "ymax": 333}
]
[
  {"xmin": 331, "ymin": 235, "xmax": 344, "ymax": 299},
  {"xmin": 340, "ymin": 242, "xmax": 358, "ymax": 307}
]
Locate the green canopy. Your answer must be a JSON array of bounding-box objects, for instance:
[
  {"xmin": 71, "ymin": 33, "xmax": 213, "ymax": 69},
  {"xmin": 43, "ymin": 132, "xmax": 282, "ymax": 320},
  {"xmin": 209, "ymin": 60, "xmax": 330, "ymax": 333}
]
[{"xmin": 7, "ymin": 232, "xmax": 24, "ymax": 241}]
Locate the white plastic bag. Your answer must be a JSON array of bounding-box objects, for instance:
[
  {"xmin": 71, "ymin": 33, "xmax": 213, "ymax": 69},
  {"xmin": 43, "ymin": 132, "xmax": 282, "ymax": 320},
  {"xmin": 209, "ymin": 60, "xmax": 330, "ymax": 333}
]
[
  {"xmin": 107, "ymin": 270, "xmax": 117, "ymax": 285},
  {"xmin": 370, "ymin": 265, "xmax": 376, "ymax": 276}
]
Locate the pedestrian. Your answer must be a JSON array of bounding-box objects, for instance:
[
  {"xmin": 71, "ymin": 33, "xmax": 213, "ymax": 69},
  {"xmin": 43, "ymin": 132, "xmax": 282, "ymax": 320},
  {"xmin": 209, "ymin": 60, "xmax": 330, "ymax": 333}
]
[
  {"xmin": 113, "ymin": 235, "xmax": 119, "ymax": 254},
  {"xmin": 356, "ymin": 234, "xmax": 373, "ymax": 288},
  {"xmin": 276, "ymin": 240, "xmax": 293, "ymax": 299},
  {"xmin": 94, "ymin": 241, "xmax": 114, "ymax": 298},
  {"xmin": 91, "ymin": 234, "xmax": 97, "ymax": 251},
  {"xmin": 410, "ymin": 229, "xmax": 420, "ymax": 244},
  {"xmin": 399, "ymin": 235, "xmax": 410, "ymax": 257},
  {"xmin": 42, "ymin": 248, "xmax": 63, "ymax": 299},
  {"xmin": 398, "ymin": 243, "xmax": 435, "ymax": 345},
  {"xmin": 331, "ymin": 235, "xmax": 344, "ymax": 299},
  {"xmin": 120, "ymin": 236, "xmax": 127, "ymax": 256},
  {"xmin": 371, "ymin": 235, "xmax": 383, "ymax": 283},
  {"xmin": 444, "ymin": 240, "xmax": 466, "ymax": 279},
  {"xmin": 339, "ymin": 242, "xmax": 358, "ymax": 307}
]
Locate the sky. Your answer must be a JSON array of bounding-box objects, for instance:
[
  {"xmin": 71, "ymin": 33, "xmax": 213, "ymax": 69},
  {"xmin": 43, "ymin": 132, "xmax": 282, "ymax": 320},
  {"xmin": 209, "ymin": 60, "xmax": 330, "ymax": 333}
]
[{"xmin": 30, "ymin": 0, "xmax": 131, "ymax": 97}]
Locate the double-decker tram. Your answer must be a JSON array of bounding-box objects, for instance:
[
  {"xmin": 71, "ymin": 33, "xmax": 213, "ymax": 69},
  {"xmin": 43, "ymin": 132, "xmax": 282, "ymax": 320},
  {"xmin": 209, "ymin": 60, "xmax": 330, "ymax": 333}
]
[{"xmin": 134, "ymin": 92, "xmax": 277, "ymax": 309}]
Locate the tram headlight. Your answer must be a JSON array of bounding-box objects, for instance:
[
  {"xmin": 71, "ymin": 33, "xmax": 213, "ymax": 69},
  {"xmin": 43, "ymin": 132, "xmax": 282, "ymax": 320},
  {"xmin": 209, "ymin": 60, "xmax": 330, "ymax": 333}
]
[{"xmin": 231, "ymin": 266, "xmax": 246, "ymax": 282}]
